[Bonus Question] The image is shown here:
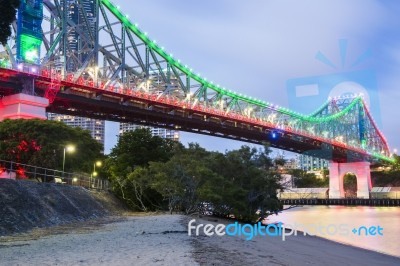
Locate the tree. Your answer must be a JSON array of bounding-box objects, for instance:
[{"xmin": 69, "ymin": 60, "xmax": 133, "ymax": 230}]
[
  {"xmin": 113, "ymin": 166, "xmax": 163, "ymax": 211},
  {"xmin": 0, "ymin": 119, "xmax": 103, "ymax": 175},
  {"xmin": 0, "ymin": 0, "xmax": 20, "ymax": 45},
  {"xmin": 370, "ymin": 155, "xmax": 400, "ymax": 187},
  {"xmin": 290, "ymin": 169, "xmax": 328, "ymax": 188},
  {"xmin": 149, "ymin": 146, "xmax": 220, "ymax": 214},
  {"xmin": 107, "ymin": 136, "xmax": 283, "ymax": 222},
  {"xmin": 343, "ymin": 173, "xmax": 357, "ymax": 198},
  {"xmin": 106, "ymin": 128, "xmax": 181, "ymax": 178},
  {"xmin": 205, "ymin": 145, "xmax": 283, "ymax": 222},
  {"xmin": 106, "ymin": 128, "xmax": 182, "ymax": 209}
]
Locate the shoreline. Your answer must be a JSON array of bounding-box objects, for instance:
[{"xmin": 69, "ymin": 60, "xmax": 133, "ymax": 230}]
[
  {"xmin": 309, "ymin": 230, "xmax": 399, "ymax": 259},
  {"xmin": 0, "ymin": 214, "xmax": 399, "ymax": 265},
  {"xmin": 188, "ymin": 215, "xmax": 400, "ymax": 265},
  {"xmin": 266, "ymin": 204, "xmax": 400, "ymax": 258}
]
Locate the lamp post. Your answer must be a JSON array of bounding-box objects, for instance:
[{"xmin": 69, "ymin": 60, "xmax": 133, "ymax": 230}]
[
  {"xmin": 90, "ymin": 161, "xmax": 102, "ymax": 188},
  {"xmin": 92, "ymin": 161, "xmax": 102, "ymax": 177},
  {"xmin": 62, "ymin": 145, "xmax": 76, "ymax": 173}
]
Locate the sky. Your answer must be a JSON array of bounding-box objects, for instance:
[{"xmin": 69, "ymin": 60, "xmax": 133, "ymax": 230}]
[{"xmin": 104, "ymin": 0, "xmax": 400, "ymax": 156}]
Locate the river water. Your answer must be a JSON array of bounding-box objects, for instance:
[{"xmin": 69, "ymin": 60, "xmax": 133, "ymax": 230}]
[{"xmin": 266, "ymin": 206, "xmax": 400, "ymax": 257}]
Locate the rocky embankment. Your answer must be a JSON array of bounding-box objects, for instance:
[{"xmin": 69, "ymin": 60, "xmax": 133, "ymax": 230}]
[{"xmin": 0, "ymin": 179, "xmax": 127, "ymax": 236}]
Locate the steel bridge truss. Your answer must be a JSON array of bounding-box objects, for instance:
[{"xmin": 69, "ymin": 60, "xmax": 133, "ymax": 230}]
[{"xmin": 0, "ymin": 0, "xmax": 392, "ymax": 163}]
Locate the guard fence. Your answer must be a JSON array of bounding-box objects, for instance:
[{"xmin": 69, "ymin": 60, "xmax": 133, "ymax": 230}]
[{"xmin": 0, "ymin": 159, "xmax": 109, "ymax": 190}]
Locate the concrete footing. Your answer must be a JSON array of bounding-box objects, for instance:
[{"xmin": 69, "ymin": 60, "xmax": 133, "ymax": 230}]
[{"xmin": 0, "ymin": 93, "xmax": 49, "ymax": 121}]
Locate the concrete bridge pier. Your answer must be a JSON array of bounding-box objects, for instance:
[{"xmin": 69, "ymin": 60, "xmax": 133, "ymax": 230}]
[
  {"xmin": 329, "ymin": 162, "xmax": 372, "ymax": 199},
  {"xmin": 0, "ymin": 93, "xmax": 48, "ymax": 121}
]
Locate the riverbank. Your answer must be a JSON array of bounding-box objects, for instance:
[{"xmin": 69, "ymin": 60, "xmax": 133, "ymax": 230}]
[
  {"xmin": 191, "ymin": 215, "xmax": 400, "ymax": 265},
  {"xmin": 1, "ymin": 214, "xmax": 399, "ymax": 265},
  {"xmin": 266, "ymin": 205, "xmax": 400, "ymax": 257},
  {"xmin": 0, "ymin": 179, "xmax": 128, "ymax": 236}
]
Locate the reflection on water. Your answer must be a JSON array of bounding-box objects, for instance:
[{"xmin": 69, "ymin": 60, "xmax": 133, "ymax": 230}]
[{"xmin": 267, "ymin": 206, "xmax": 400, "ymax": 257}]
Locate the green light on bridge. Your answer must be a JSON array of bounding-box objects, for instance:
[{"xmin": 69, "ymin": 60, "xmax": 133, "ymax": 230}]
[
  {"xmin": 19, "ymin": 34, "xmax": 41, "ymax": 63},
  {"xmin": 99, "ymin": 0, "xmax": 392, "ymax": 163},
  {"xmin": 99, "ymin": 0, "xmax": 363, "ymax": 123}
]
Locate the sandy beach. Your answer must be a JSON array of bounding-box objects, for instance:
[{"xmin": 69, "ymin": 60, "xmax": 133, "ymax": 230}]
[
  {"xmin": 0, "ymin": 215, "xmax": 195, "ymax": 265},
  {"xmin": 0, "ymin": 214, "xmax": 399, "ymax": 266}
]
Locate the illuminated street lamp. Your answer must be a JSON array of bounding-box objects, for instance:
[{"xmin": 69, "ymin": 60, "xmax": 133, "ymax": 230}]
[
  {"xmin": 62, "ymin": 145, "xmax": 76, "ymax": 173},
  {"xmin": 91, "ymin": 161, "xmax": 102, "ymax": 177},
  {"xmin": 90, "ymin": 161, "xmax": 102, "ymax": 188}
]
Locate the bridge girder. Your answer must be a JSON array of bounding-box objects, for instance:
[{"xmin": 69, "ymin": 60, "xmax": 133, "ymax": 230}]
[{"xmin": 0, "ymin": 0, "xmax": 392, "ymax": 163}]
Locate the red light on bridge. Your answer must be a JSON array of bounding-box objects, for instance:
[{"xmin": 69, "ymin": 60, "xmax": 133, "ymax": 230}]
[{"xmin": 41, "ymin": 69, "xmax": 49, "ymax": 77}]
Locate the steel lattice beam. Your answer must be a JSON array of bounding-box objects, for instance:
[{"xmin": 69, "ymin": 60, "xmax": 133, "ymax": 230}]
[{"xmin": 0, "ymin": 0, "xmax": 393, "ymax": 163}]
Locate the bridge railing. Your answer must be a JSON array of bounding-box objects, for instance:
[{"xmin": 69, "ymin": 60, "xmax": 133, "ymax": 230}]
[
  {"xmin": 280, "ymin": 198, "xmax": 400, "ymax": 206},
  {"xmin": 36, "ymin": 66, "xmax": 372, "ymax": 152},
  {"xmin": 0, "ymin": 159, "xmax": 109, "ymax": 190},
  {"xmin": 0, "ymin": 65, "xmax": 393, "ymax": 162}
]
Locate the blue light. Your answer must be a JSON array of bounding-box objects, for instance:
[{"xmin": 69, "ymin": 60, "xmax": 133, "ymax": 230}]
[{"xmin": 271, "ymin": 131, "xmax": 277, "ymax": 139}]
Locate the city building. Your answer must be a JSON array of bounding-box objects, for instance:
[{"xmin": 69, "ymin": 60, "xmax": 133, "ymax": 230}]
[
  {"xmin": 119, "ymin": 123, "xmax": 180, "ymax": 141},
  {"xmin": 299, "ymin": 154, "xmax": 328, "ymax": 171},
  {"xmin": 62, "ymin": 0, "xmax": 96, "ymax": 71},
  {"xmin": 47, "ymin": 113, "xmax": 105, "ymax": 147},
  {"xmin": 50, "ymin": 1, "xmax": 104, "ymax": 151},
  {"xmin": 283, "ymin": 157, "xmax": 300, "ymax": 170}
]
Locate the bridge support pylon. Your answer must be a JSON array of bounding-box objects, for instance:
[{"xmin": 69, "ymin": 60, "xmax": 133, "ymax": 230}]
[
  {"xmin": 329, "ymin": 162, "xmax": 372, "ymax": 199},
  {"xmin": 0, "ymin": 93, "xmax": 49, "ymax": 121}
]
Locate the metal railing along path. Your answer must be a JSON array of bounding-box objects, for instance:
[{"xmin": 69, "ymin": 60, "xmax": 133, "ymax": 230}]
[
  {"xmin": 0, "ymin": 159, "xmax": 109, "ymax": 190},
  {"xmin": 280, "ymin": 198, "xmax": 400, "ymax": 206}
]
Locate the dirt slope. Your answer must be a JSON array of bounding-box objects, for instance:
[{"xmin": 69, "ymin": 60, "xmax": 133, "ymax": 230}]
[{"xmin": 0, "ymin": 179, "xmax": 127, "ymax": 236}]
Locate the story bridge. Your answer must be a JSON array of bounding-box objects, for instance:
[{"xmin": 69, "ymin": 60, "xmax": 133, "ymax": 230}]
[{"xmin": 0, "ymin": 0, "xmax": 394, "ymax": 198}]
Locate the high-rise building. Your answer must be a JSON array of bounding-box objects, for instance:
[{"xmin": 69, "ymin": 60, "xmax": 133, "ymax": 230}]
[
  {"xmin": 299, "ymin": 154, "xmax": 328, "ymax": 171},
  {"xmin": 119, "ymin": 123, "xmax": 180, "ymax": 141},
  {"xmin": 51, "ymin": 1, "xmax": 105, "ymax": 151},
  {"xmin": 47, "ymin": 113, "xmax": 105, "ymax": 148},
  {"xmin": 62, "ymin": 0, "xmax": 96, "ymax": 71}
]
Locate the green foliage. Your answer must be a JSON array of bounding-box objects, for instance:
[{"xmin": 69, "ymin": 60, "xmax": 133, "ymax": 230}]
[
  {"xmin": 149, "ymin": 144, "xmax": 222, "ymax": 214},
  {"xmin": 289, "ymin": 169, "xmax": 329, "ymax": 188},
  {"xmin": 0, "ymin": 0, "xmax": 20, "ymax": 45},
  {"xmin": 107, "ymin": 128, "xmax": 181, "ymax": 177},
  {"xmin": 390, "ymin": 155, "xmax": 400, "ymax": 172},
  {"xmin": 106, "ymin": 128, "xmax": 182, "ymax": 210},
  {"xmin": 107, "ymin": 134, "xmax": 283, "ymax": 223},
  {"xmin": 372, "ymin": 170, "xmax": 400, "ymax": 187},
  {"xmin": 203, "ymin": 145, "xmax": 282, "ymax": 222},
  {"xmin": 370, "ymin": 155, "xmax": 400, "ymax": 187},
  {"xmin": 0, "ymin": 119, "xmax": 103, "ymax": 173},
  {"xmin": 343, "ymin": 173, "xmax": 357, "ymax": 198},
  {"xmin": 115, "ymin": 167, "xmax": 163, "ymax": 211}
]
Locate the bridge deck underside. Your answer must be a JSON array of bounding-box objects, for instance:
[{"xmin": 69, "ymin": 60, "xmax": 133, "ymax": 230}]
[
  {"xmin": 0, "ymin": 69, "xmax": 375, "ymax": 163},
  {"xmin": 49, "ymin": 92, "xmax": 368, "ymax": 163}
]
